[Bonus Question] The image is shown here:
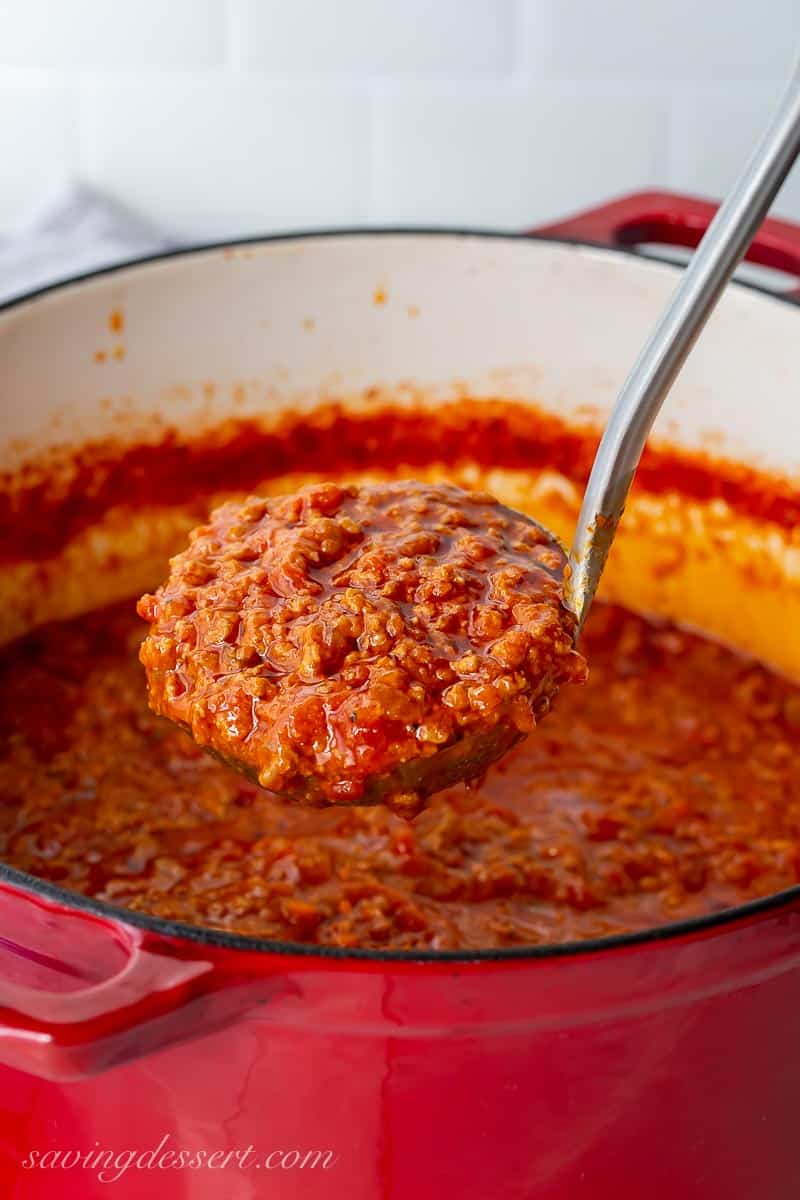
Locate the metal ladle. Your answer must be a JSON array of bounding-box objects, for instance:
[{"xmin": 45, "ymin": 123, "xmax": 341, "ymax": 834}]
[{"xmin": 563, "ymin": 58, "xmax": 800, "ymax": 634}]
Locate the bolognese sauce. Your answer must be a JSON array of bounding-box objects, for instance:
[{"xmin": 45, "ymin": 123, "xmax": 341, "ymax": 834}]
[
  {"xmin": 137, "ymin": 481, "xmax": 586, "ymax": 814},
  {"xmin": 1, "ymin": 399, "xmax": 798, "ymax": 951},
  {"xmin": 0, "ymin": 598, "xmax": 797, "ymax": 950}
]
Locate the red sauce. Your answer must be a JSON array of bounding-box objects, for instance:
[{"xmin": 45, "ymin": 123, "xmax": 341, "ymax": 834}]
[
  {"xmin": 137, "ymin": 481, "xmax": 584, "ymax": 812},
  {"xmin": 1, "ymin": 599, "xmax": 798, "ymax": 950},
  {"xmin": 2, "ymin": 398, "xmax": 798, "ymax": 565}
]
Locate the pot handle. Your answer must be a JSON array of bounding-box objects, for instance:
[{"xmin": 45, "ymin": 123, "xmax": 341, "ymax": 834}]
[
  {"xmin": 532, "ymin": 189, "xmax": 800, "ymax": 299},
  {"xmin": 0, "ymin": 879, "xmax": 273, "ymax": 1080}
]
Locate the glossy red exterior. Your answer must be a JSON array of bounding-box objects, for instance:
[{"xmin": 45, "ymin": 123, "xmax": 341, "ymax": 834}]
[
  {"xmin": 2, "ymin": 876, "xmax": 800, "ymax": 1199},
  {"xmin": 1, "ymin": 193, "xmax": 799, "ymax": 1199},
  {"xmin": 535, "ymin": 188, "xmax": 800, "ymax": 297}
]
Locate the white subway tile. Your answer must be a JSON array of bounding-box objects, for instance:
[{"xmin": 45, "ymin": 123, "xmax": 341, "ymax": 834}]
[
  {"xmin": 523, "ymin": 0, "xmax": 798, "ymax": 81},
  {"xmin": 3, "ymin": 1, "xmax": 798, "ymax": 247},
  {"xmin": 81, "ymin": 82, "xmax": 364, "ymax": 237},
  {"xmin": 0, "ymin": 82, "xmax": 78, "ymax": 230},
  {"xmin": 370, "ymin": 87, "xmax": 669, "ymax": 228},
  {"xmin": 670, "ymin": 85, "xmax": 800, "ymax": 222},
  {"xmin": 244, "ymin": 0, "xmax": 515, "ymax": 77},
  {"xmin": 0, "ymin": 0, "xmax": 227, "ymax": 69}
]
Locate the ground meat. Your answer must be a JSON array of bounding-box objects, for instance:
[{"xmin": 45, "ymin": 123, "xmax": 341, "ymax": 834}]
[{"xmin": 137, "ymin": 481, "xmax": 586, "ymax": 813}]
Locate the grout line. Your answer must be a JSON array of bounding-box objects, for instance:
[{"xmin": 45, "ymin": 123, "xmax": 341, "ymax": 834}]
[
  {"xmin": 0, "ymin": 63, "xmax": 784, "ymax": 90},
  {"xmin": 509, "ymin": 0, "xmax": 526, "ymax": 82},
  {"xmin": 224, "ymin": 0, "xmax": 248, "ymax": 75},
  {"xmin": 361, "ymin": 84, "xmax": 378, "ymax": 224},
  {"xmin": 664, "ymin": 91, "xmax": 683, "ymax": 191}
]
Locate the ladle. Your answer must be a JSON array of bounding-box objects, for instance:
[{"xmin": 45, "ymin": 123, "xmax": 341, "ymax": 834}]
[{"xmin": 564, "ymin": 58, "xmax": 800, "ymax": 632}]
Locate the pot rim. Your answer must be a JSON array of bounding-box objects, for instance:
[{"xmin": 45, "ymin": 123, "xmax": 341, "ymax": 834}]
[
  {"xmin": 2, "ymin": 224, "xmax": 799, "ymax": 317},
  {"xmin": 2, "ymin": 223, "xmax": 798, "ymax": 965}
]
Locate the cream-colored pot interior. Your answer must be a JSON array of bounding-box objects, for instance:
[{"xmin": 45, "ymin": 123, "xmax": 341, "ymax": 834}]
[{"xmin": 1, "ymin": 234, "xmax": 798, "ymax": 677}]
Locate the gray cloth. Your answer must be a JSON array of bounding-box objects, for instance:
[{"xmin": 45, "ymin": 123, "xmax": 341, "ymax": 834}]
[{"xmin": 0, "ymin": 183, "xmax": 174, "ymax": 304}]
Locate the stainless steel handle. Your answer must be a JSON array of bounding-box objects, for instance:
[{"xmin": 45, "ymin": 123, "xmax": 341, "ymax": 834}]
[{"xmin": 563, "ymin": 60, "xmax": 800, "ymax": 632}]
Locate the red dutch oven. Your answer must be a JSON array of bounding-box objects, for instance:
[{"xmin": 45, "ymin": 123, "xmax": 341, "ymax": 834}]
[{"xmin": 1, "ymin": 192, "xmax": 799, "ymax": 1199}]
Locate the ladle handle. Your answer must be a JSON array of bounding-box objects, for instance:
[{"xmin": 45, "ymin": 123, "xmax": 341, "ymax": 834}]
[{"xmin": 563, "ymin": 59, "xmax": 800, "ymax": 632}]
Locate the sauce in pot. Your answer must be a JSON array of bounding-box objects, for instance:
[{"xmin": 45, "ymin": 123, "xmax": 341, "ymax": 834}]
[
  {"xmin": 1, "ymin": 597, "xmax": 797, "ymax": 950},
  {"xmin": 1, "ymin": 397, "xmax": 798, "ymax": 951}
]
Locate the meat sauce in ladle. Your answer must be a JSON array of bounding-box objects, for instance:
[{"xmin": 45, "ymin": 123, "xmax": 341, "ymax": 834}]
[
  {"xmin": 138, "ymin": 481, "xmax": 585, "ymax": 816},
  {"xmin": 139, "ymin": 68, "xmax": 800, "ymax": 812}
]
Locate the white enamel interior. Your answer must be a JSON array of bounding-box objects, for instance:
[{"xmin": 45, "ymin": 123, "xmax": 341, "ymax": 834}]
[{"xmin": 1, "ymin": 233, "xmax": 799, "ymax": 476}]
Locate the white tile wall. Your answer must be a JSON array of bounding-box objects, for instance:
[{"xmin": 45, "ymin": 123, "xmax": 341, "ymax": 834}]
[
  {"xmin": 1, "ymin": 0, "xmax": 799, "ymax": 240},
  {"xmin": 0, "ymin": 0, "xmax": 227, "ymax": 68},
  {"xmin": 670, "ymin": 84, "xmax": 800, "ymax": 218},
  {"xmin": 521, "ymin": 0, "xmax": 799, "ymax": 82},
  {"xmin": 244, "ymin": 0, "xmax": 515, "ymax": 78},
  {"xmin": 82, "ymin": 82, "xmax": 365, "ymax": 237},
  {"xmin": 371, "ymin": 86, "xmax": 668, "ymax": 227},
  {"xmin": 0, "ymin": 81, "xmax": 79, "ymax": 224}
]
